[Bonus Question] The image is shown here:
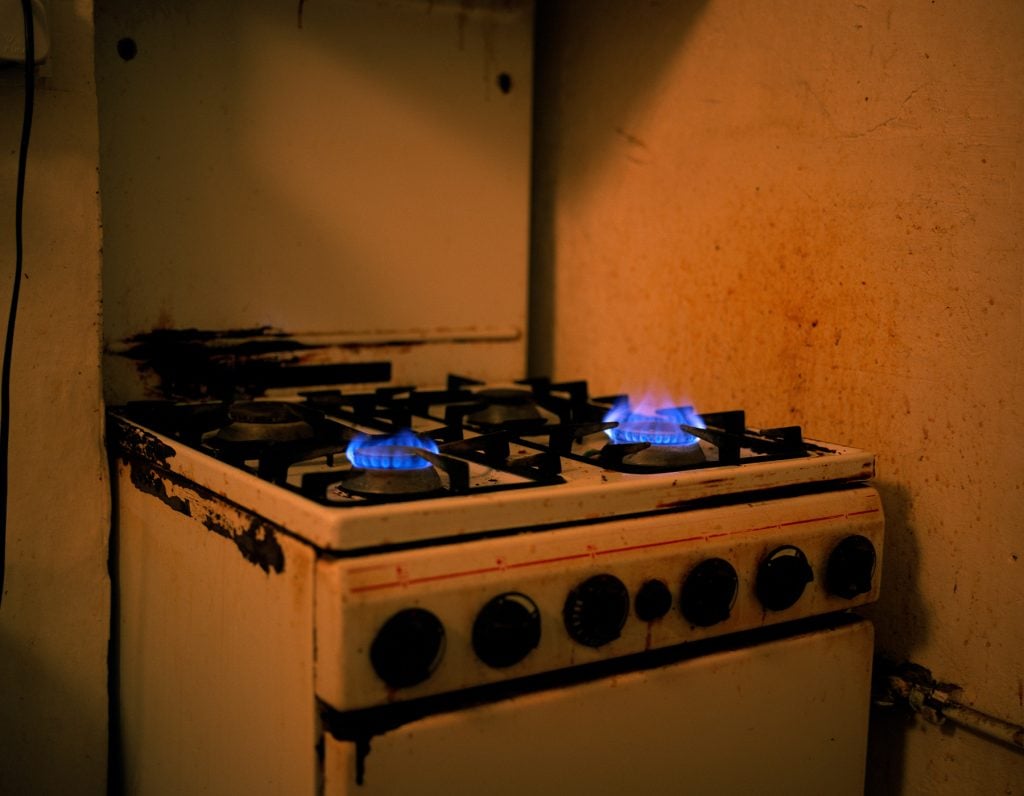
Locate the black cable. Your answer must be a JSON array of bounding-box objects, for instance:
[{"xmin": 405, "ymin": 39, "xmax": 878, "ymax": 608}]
[{"xmin": 0, "ymin": 0, "xmax": 36, "ymax": 609}]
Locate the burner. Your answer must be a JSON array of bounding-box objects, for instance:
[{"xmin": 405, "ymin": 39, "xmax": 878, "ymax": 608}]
[
  {"xmin": 468, "ymin": 388, "xmax": 544, "ymax": 427},
  {"xmin": 334, "ymin": 467, "xmax": 444, "ymax": 498},
  {"xmin": 212, "ymin": 401, "xmax": 316, "ymax": 444},
  {"xmin": 609, "ymin": 417, "xmax": 695, "ymax": 446},
  {"xmin": 346, "ymin": 430, "xmax": 439, "ymax": 470},
  {"xmin": 616, "ymin": 441, "xmax": 706, "ymax": 469},
  {"xmin": 604, "ymin": 399, "xmax": 704, "ymax": 448},
  {"xmin": 339, "ymin": 430, "xmax": 444, "ymax": 497},
  {"xmin": 597, "ymin": 397, "xmax": 709, "ymax": 471}
]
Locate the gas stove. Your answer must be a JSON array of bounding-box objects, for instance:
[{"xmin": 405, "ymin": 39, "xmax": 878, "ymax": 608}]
[
  {"xmin": 110, "ymin": 375, "xmax": 876, "ymax": 547},
  {"xmin": 109, "ymin": 374, "xmax": 882, "ymax": 715}
]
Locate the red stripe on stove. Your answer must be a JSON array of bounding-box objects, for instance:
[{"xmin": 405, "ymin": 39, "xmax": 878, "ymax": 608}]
[
  {"xmin": 506, "ymin": 552, "xmax": 592, "ymax": 568},
  {"xmin": 403, "ymin": 565, "xmax": 504, "ymax": 585},
  {"xmin": 349, "ymin": 581, "xmax": 404, "ymax": 593},
  {"xmin": 779, "ymin": 513, "xmax": 844, "ymax": 527},
  {"xmin": 346, "ymin": 510, "xmax": 871, "ymax": 593},
  {"xmin": 595, "ymin": 535, "xmax": 705, "ymax": 555},
  {"xmin": 349, "ymin": 565, "xmax": 505, "ymax": 593}
]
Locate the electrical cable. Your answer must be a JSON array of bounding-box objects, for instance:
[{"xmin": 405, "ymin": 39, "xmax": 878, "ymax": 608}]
[{"xmin": 0, "ymin": 0, "xmax": 36, "ymax": 609}]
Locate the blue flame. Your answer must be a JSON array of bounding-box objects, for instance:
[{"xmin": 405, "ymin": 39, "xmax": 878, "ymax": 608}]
[
  {"xmin": 346, "ymin": 430, "xmax": 440, "ymax": 471},
  {"xmin": 604, "ymin": 395, "xmax": 705, "ymax": 446}
]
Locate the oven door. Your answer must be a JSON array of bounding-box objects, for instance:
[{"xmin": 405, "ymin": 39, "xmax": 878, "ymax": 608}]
[{"xmin": 323, "ymin": 617, "xmax": 872, "ymax": 795}]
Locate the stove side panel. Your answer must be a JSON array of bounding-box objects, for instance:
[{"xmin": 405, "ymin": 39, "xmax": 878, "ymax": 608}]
[{"xmin": 114, "ymin": 459, "xmax": 317, "ymax": 795}]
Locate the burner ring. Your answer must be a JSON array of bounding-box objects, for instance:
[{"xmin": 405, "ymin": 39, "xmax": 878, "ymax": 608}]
[
  {"xmin": 334, "ymin": 466, "xmax": 445, "ymax": 498},
  {"xmin": 468, "ymin": 388, "xmax": 544, "ymax": 427},
  {"xmin": 227, "ymin": 401, "xmax": 303, "ymax": 425},
  {"xmin": 213, "ymin": 401, "xmax": 315, "ymax": 444},
  {"xmin": 349, "ymin": 444, "xmax": 433, "ymax": 471},
  {"xmin": 621, "ymin": 441, "xmax": 706, "ymax": 470},
  {"xmin": 611, "ymin": 419, "xmax": 698, "ymax": 447}
]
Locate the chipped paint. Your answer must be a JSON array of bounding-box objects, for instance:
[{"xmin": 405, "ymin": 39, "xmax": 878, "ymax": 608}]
[
  {"xmin": 109, "ymin": 327, "xmax": 394, "ymax": 399},
  {"xmin": 200, "ymin": 512, "xmax": 285, "ymax": 574},
  {"xmin": 110, "ymin": 418, "xmax": 176, "ymax": 468},
  {"xmin": 129, "ymin": 464, "xmax": 191, "ymax": 518},
  {"xmin": 119, "ymin": 455, "xmax": 286, "ymax": 575}
]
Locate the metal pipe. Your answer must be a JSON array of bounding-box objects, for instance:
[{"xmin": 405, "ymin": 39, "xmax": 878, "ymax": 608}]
[
  {"xmin": 941, "ymin": 703, "xmax": 1024, "ymax": 750},
  {"xmin": 878, "ymin": 662, "xmax": 1024, "ymax": 752}
]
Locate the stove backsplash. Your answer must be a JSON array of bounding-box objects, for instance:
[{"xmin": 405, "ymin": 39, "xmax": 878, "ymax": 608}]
[{"xmin": 96, "ymin": 0, "xmax": 535, "ymax": 403}]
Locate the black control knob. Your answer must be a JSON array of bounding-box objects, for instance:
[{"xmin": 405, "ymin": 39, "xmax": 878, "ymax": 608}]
[
  {"xmin": 634, "ymin": 579, "xmax": 672, "ymax": 622},
  {"xmin": 563, "ymin": 574, "xmax": 630, "ymax": 647},
  {"xmin": 756, "ymin": 545, "xmax": 814, "ymax": 611},
  {"xmin": 680, "ymin": 557, "xmax": 739, "ymax": 627},
  {"xmin": 826, "ymin": 535, "xmax": 877, "ymax": 599},
  {"xmin": 369, "ymin": 608, "xmax": 445, "ymax": 688},
  {"xmin": 472, "ymin": 592, "xmax": 541, "ymax": 668}
]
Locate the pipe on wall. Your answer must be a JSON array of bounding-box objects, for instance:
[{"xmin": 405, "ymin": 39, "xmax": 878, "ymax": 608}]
[{"xmin": 876, "ymin": 661, "xmax": 1024, "ymax": 752}]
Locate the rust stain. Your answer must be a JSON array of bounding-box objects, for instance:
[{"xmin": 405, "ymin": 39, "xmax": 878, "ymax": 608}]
[
  {"xmin": 120, "ymin": 454, "xmax": 286, "ymax": 575},
  {"xmin": 200, "ymin": 512, "xmax": 285, "ymax": 574},
  {"xmin": 114, "ymin": 326, "xmax": 394, "ymax": 399},
  {"xmin": 110, "ymin": 419, "xmax": 176, "ymax": 468},
  {"xmin": 129, "ymin": 464, "xmax": 191, "ymax": 517}
]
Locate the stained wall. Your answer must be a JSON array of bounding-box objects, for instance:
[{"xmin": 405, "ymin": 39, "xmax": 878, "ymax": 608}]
[
  {"xmin": 0, "ymin": 1, "xmax": 109, "ymax": 793},
  {"xmin": 533, "ymin": 1, "xmax": 1024, "ymax": 792}
]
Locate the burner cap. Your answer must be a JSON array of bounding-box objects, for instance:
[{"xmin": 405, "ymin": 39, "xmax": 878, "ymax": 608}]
[
  {"xmin": 469, "ymin": 388, "xmax": 544, "ymax": 427},
  {"xmin": 620, "ymin": 441, "xmax": 706, "ymax": 470},
  {"xmin": 476, "ymin": 388, "xmax": 533, "ymax": 405},
  {"xmin": 227, "ymin": 401, "xmax": 303, "ymax": 425},
  {"xmin": 333, "ymin": 466, "xmax": 444, "ymax": 499},
  {"xmin": 213, "ymin": 401, "xmax": 316, "ymax": 444}
]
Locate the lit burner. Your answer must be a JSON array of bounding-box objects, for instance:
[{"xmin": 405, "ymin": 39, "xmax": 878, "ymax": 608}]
[
  {"xmin": 603, "ymin": 397, "xmax": 705, "ymax": 446},
  {"xmin": 346, "ymin": 430, "xmax": 439, "ymax": 471}
]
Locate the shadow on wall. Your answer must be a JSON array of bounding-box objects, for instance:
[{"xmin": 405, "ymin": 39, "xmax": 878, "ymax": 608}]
[
  {"xmin": 862, "ymin": 480, "xmax": 928, "ymax": 794},
  {"xmin": 0, "ymin": 633, "xmax": 106, "ymax": 794},
  {"xmin": 866, "ymin": 480, "xmax": 929, "ymax": 653},
  {"xmin": 529, "ymin": 0, "xmax": 710, "ymax": 376}
]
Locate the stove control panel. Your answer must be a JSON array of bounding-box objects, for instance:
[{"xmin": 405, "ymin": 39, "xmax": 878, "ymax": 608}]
[{"xmin": 315, "ymin": 486, "xmax": 883, "ymax": 712}]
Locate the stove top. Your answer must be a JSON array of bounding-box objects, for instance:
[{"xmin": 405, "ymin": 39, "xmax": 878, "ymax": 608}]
[{"xmin": 109, "ymin": 375, "xmax": 875, "ymax": 551}]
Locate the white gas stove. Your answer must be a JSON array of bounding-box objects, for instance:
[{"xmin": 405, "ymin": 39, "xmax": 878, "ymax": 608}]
[
  {"xmin": 109, "ymin": 375, "xmax": 882, "ymax": 794},
  {"xmin": 96, "ymin": 2, "xmax": 883, "ymax": 791}
]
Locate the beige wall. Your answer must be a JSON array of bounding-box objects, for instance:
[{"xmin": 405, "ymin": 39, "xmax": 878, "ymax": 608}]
[
  {"xmin": 533, "ymin": 1, "xmax": 1024, "ymax": 792},
  {"xmin": 0, "ymin": 2, "xmax": 109, "ymax": 793}
]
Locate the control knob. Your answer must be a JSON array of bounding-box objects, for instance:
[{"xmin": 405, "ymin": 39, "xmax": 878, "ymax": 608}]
[
  {"xmin": 563, "ymin": 574, "xmax": 630, "ymax": 647},
  {"xmin": 826, "ymin": 535, "xmax": 877, "ymax": 599},
  {"xmin": 680, "ymin": 557, "xmax": 739, "ymax": 627},
  {"xmin": 756, "ymin": 545, "xmax": 814, "ymax": 611},
  {"xmin": 634, "ymin": 579, "xmax": 673, "ymax": 622},
  {"xmin": 369, "ymin": 608, "xmax": 445, "ymax": 689},
  {"xmin": 472, "ymin": 592, "xmax": 541, "ymax": 668}
]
